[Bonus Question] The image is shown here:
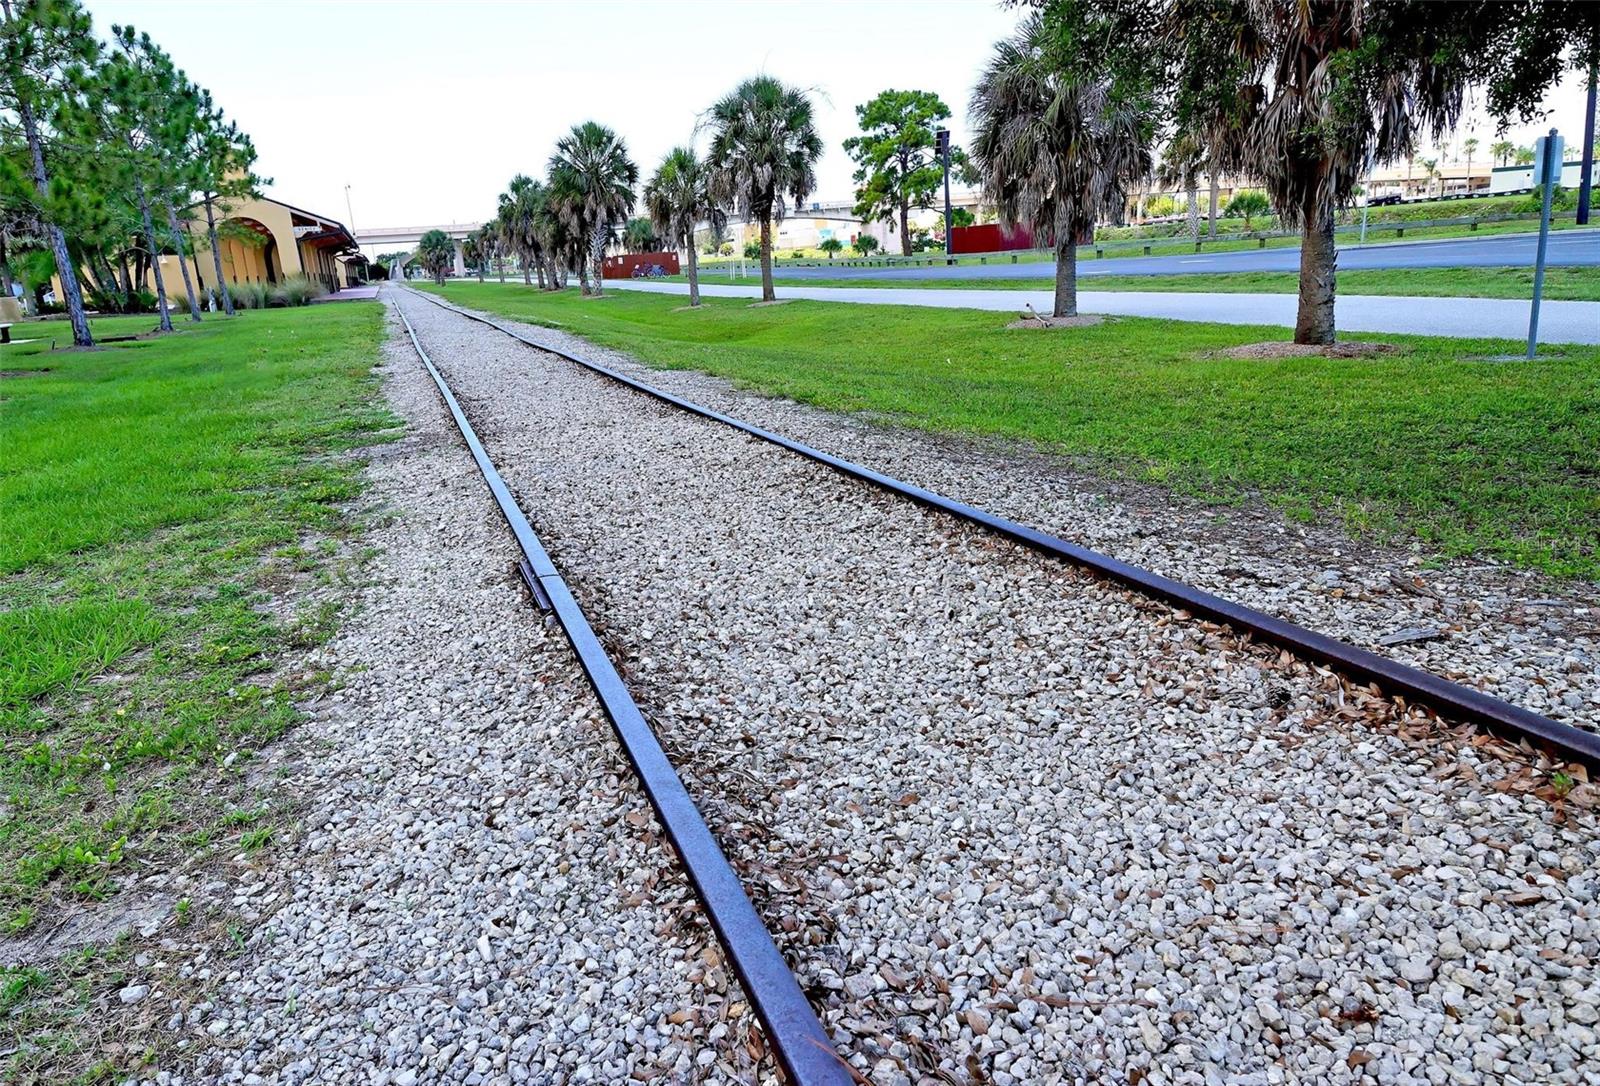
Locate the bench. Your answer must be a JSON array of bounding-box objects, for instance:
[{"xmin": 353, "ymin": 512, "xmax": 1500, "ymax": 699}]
[{"xmin": 0, "ymin": 296, "xmax": 21, "ymax": 343}]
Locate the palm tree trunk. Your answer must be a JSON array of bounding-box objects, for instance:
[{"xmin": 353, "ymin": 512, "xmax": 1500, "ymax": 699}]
[
  {"xmin": 758, "ymin": 216, "xmax": 775, "ymax": 302},
  {"xmin": 686, "ymin": 239, "xmax": 700, "ymax": 307},
  {"xmin": 1185, "ymin": 178, "xmax": 1200, "ymax": 242},
  {"xmin": 534, "ymin": 258, "xmax": 546, "ymax": 291},
  {"xmin": 135, "ymin": 177, "xmax": 174, "ymax": 333},
  {"xmin": 202, "ymin": 195, "xmax": 235, "ymax": 317},
  {"xmin": 498, "ymin": 251, "xmax": 506, "ymax": 283},
  {"xmin": 1207, "ymin": 174, "xmax": 1219, "ymax": 239},
  {"xmin": 590, "ymin": 221, "xmax": 607, "ymax": 298},
  {"xmin": 576, "ymin": 253, "xmax": 591, "ymax": 295},
  {"xmin": 1293, "ymin": 198, "xmax": 1337, "ymax": 345},
  {"xmin": 1051, "ymin": 208, "xmax": 1077, "ymax": 319},
  {"xmin": 522, "ymin": 249, "xmax": 532, "ymax": 286},
  {"xmin": 164, "ymin": 202, "xmax": 203, "ymax": 322}
]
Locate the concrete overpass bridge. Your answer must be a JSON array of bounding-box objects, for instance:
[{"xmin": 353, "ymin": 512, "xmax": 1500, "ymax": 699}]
[{"xmin": 356, "ymin": 222, "xmax": 482, "ymax": 274}]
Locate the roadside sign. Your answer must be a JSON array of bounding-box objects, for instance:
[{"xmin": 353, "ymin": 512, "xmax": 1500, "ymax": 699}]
[
  {"xmin": 1531, "ymin": 134, "xmax": 1565, "ymax": 189},
  {"xmin": 1527, "ymin": 130, "xmax": 1562, "ymax": 358}
]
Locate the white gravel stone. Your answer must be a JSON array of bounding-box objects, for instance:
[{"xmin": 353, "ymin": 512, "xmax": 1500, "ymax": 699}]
[
  {"xmin": 158, "ymin": 301, "xmax": 762, "ymax": 1084},
  {"xmin": 380, "ymin": 286, "xmax": 1599, "ymax": 1086}
]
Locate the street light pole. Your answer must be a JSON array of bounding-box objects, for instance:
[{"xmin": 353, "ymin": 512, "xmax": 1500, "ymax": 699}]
[
  {"xmin": 1578, "ymin": 57, "xmax": 1596, "ymax": 226},
  {"xmin": 1528, "ymin": 128, "xmax": 1562, "ymax": 359},
  {"xmin": 937, "ymin": 128, "xmax": 952, "ymax": 257}
]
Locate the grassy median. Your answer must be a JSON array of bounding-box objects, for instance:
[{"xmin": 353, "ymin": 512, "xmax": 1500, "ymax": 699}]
[
  {"xmin": 675, "ymin": 265, "xmax": 1600, "ymax": 301},
  {"xmin": 1, "ymin": 304, "xmax": 389, "ymax": 1080},
  {"xmin": 425, "ymin": 281, "xmax": 1599, "ymax": 579}
]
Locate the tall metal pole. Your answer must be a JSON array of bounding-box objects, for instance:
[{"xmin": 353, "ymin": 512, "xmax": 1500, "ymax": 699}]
[
  {"xmin": 1578, "ymin": 57, "xmax": 1596, "ymax": 226},
  {"xmin": 937, "ymin": 128, "xmax": 952, "ymax": 257},
  {"xmin": 1528, "ymin": 129, "xmax": 1559, "ymax": 360}
]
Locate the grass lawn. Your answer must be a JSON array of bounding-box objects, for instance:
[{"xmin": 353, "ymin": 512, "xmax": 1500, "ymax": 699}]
[
  {"xmin": 0, "ymin": 304, "xmax": 390, "ymax": 1081},
  {"xmin": 424, "ymin": 281, "xmax": 1600, "ymax": 580},
  {"xmin": 695, "ymin": 265, "xmax": 1600, "ymax": 301}
]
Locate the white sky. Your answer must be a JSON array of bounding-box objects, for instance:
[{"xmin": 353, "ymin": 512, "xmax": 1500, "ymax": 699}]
[{"xmin": 84, "ymin": 0, "xmax": 1595, "ymax": 235}]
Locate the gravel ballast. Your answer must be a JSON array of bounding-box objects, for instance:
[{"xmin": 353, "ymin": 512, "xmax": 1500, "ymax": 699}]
[
  {"xmin": 389, "ymin": 287, "xmax": 1598, "ymax": 1086},
  {"xmin": 151, "ymin": 306, "xmax": 764, "ymax": 1084},
  {"xmin": 422, "ymin": 288, "xmax": 1599, "ymax": 730}
]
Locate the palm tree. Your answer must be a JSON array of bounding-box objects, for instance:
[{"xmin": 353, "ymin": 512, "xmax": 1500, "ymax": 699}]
[
  {"xmin": 818, "ymin": 238, "xmax": 843, "ymax": 260},
  {"xmin": 417, "ymin": 229, "xmax": 454, "ymax": 285},
  {"xmin": 1158, "ymin": 130, "xmax": 1209, "ymax": 243},
  {"xmin": 548, "ymin": 121, "xmax": 637, "ymax": 298},
  {"xmin": 644, "ymin": 145, "xmax": 722, "ymax": 307},
  {"xmin": 1462, "ymin": 137, "xmax": 1479, "ymax": 193},
  {"xmin": 705, "ymin": 75, "xmax": 823, "ymax": 303},
  {"xmin": 970, "ymin": 12, "xmax": 1154, "ymax": 319},
  {"xmin": 851, "ymin": 234, "xmax": 880, "ymax": 257},
  {"xmin": 1514, "ymin": 146, "xmax": 1535, "ymax": 167},
  {"xmin": 621, "ymin": 217, "xmax": 659, "ymax": 253},
  {"xmin": 1419, "ymin": 157, "xmax": 1440, "ymax": 198},
  {"xmin": 1491, "ymin": 139, "xmax": 1516, "ymax": 167},
  {"xmin": 1170, "ymin": 1, "xmax": 1483, "ymax": 345},
  {"xmin": 497, "ymin": 175, "xmax": 544, "ymax": 289},
  {"xmin": 462, "ymin": 228, "xmax": 487, "ymax": 282}
]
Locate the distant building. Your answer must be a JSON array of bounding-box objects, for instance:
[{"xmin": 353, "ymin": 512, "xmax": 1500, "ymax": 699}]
[
  {"xmin": 1490, "ymin": 160, "xmax": 1599, "ymax": 194},
  {"xmin": 175, "ymin": 193, "xmax": 364, "ymax": 293}
]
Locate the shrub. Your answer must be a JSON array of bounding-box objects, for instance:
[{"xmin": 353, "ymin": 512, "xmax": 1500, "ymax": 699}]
[
  {"xmin": 742, "ymin": 241, "xmax": 761, "ymax": 260},
  {"xmin": 231, "ymin": 282, "xmax": 273, "ymax": 310},
  {"xmin": 230, "ymin": 276, "xmax": 324, "ymax": 310},
  {"xmin": 272, "ymin": 276, "xmax": 326, "ymax": 307},
  {"xmin": 86, "ymin": 288, "xmax": 159, "ymax": 314},
  {"xmin": 1224, "ymin": 190, "xmax": 1271, "ymax": 228}
]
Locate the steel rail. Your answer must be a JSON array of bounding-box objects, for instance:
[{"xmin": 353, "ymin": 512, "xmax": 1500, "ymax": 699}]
[
  {"xmin": 403, "ymin": 286, "xmax": 1600, "ymax": 771},
  {"xmin": 392, "ymin": 301, "xmax": 852, "ymax": 1086}
]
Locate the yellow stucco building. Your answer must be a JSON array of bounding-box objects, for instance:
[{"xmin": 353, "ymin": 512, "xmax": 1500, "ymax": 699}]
[
  {"xmin": 53, "ymin": 192, "xmax": 365, "ymax": 306},
  {"xmin": 180, "ymin": 193, "xmax": 364, "ymax": 293}
]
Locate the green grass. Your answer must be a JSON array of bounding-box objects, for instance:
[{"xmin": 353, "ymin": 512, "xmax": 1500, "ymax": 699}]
[
  {"xmin": 0, "ymin": 304, "xmax": 390, "ymax": 1081},
  {"xmin": 700, "ymin": 265, "xmax": 1600, "ymax": 301},
  {"xmin": 425, "ymin": 281, "xmax": 1600, "ymax": 579}
]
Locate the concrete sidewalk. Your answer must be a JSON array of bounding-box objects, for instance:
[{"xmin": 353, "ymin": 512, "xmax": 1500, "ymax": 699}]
[{"xmin": 613, "ymin": 279, "xmax": 1600, "ymax": 344}]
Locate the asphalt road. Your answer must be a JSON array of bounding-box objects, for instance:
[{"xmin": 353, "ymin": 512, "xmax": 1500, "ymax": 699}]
[
  {"xmin": 772, "ymin": 228, "xmax": 1600, "ymax": 280},
  {"xmin": 613, "ymin": 280, "xmax": 1600, "ymax": 344}
]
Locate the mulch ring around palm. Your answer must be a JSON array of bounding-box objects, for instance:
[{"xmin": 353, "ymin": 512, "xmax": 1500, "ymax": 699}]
[{"xmin": 1216, "ymin": 340, "xmax": 1400, "ymax": 359}]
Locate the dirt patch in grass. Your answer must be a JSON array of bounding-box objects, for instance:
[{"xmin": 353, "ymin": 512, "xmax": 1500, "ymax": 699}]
[
  {"xmin": 748, "ymin": 299, "xmax": 792, "ymax": 308},
  {"xmin": 1005, "ymin": 314, "xmax": 1106, "ymax": 330},
  {"xmin": 1216, "ymin": 340, "xmax": 1400, "ymax": 360},
  {"xmin": 0, "ymin": 369, "xmax": 51, "ymax": 378}
]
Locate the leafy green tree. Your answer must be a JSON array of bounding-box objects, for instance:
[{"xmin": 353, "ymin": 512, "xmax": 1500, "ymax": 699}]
[
  {"xmin": 818, "ymin": 237, "xmax": 843, "ymax": 259},
  {"xmin": 189, "ymin": 92, "xmax": 261, "ymax": 316},
  {"xmin": 548, "ymin": 121, "xmax": 636, "ymax": 297},
  {"xmin": 416, "ymin": 228, "xmax": 453, "ymax": 284},
  {"xmin": 706, "ymin": 75, "xmax": 823, "ymax": 302},
  {"xmin": 971, "ymin": 4, "xmax": 1157, "ymax": 319},
  {"xmin": 85, "ymin": 23, "xmax": 200, "ymax": 332},
  {"xmin": 843, "ymin": 89, "xmax": 962, "ymax": 256},
  {"xmin": 851, "ymin": 234, "xmax": 879, "ymax": 257},
  {"xmin": 644, "ymin": 145, "xmax": 721, "ymax": 307},
  {"xmin": 1223, "ymin": 189, "xmax": 1269, "ymax": 228},
  {"xmin": 0, "ymin": 0, "xmax": 97, "ymax": 345},
  {"xmin": 741, "ymin": 239, "xmax": 760, "ymax": 260}
]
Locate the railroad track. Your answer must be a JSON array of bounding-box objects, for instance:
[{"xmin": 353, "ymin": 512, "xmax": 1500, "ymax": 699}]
[
  {"xmin": 398, "ymin": 285, "xmax": 1597, "ymax": 774},
  {"xmin": 393, "ymin": 301, "xmax": 855, "ymax": 1086}
]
